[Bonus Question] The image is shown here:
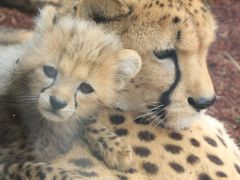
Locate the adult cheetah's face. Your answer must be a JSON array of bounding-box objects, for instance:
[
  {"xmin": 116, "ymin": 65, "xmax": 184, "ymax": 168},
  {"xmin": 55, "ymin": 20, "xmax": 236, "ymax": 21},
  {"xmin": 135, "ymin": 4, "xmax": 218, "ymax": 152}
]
[{"xmin": 76, "ymin": 0, "xmax": 217, "ymax": 130}]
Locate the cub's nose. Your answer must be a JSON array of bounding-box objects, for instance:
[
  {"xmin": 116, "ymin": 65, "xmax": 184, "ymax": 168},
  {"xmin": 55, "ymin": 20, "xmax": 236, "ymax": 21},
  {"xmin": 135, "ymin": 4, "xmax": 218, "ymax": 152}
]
[
  {"xmin": 49, "ymin": 96, "xmax": 67, "ymax": 110},
  {"xmin": 188, "ymin": 96, "xmax": 216, "ymax": 112}
]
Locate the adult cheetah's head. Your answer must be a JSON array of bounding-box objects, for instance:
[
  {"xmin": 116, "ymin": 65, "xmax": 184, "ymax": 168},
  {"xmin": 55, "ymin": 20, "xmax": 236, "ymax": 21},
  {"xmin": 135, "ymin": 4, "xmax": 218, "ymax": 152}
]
[{"xmin": 73, "ymin": 0, "xmax": 217, "ymax": 130}]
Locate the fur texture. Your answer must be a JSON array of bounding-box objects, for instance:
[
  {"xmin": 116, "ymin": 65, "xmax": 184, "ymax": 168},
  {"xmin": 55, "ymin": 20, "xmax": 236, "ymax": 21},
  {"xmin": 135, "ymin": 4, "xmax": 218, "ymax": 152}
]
[{"xmin": 0, "ymin": 6, "xmax": 141, "ymax": 171}]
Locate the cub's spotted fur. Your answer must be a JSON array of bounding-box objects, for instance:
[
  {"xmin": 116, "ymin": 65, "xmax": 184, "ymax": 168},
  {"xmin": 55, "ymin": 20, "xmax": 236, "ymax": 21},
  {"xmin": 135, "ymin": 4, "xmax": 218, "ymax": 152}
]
[
  {"xmin": 0, "ymin": 6, "xmax": 142, "ymax": 172},
  {"xmin": 0, "ymin": 0, "xmax": 239, "ymax": 180}
]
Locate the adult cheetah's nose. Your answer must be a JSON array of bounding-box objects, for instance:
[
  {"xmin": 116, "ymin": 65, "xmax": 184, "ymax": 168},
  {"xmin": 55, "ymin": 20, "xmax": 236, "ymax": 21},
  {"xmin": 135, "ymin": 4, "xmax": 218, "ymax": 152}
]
[
  {"xmin": 49, "ymin": 96, "xmax": 67, "ymax": 110},
  {"xmin": 188, "ymin": 96, "xmax": 216, "ymax": 112}
]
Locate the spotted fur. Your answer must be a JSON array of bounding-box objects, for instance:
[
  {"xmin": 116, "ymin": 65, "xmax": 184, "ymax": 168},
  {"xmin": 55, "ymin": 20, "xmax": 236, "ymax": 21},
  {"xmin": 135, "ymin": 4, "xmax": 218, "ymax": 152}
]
[
  {"xmin": 0, "ymin": 0, "xmax": 239, "ymax": 180},
  {"xmin": 0, "ymin": 6, "xmax": 142, "ymax": 174}
]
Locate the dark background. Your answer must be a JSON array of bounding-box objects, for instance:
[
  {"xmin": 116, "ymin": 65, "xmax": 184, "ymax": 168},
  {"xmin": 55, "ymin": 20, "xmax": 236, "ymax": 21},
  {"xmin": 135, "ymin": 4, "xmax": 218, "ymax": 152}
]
[{"xmin": 0, "ymin": 0, "xmax": 239, "ymax": 146}]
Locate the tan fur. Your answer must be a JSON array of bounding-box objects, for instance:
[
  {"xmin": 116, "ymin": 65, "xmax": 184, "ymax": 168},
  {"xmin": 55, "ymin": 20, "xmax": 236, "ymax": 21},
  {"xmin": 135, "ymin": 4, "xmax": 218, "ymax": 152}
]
[
  {"xmin": 0, "ymin": 1, "xmax": 240, "ymax": 180},
  {"xmin": 63, "ymin": 0, "xmax": 218, "ymax": 130},
  {"xmin": 0, "ymin": 6, "xmax": 142, "ymax": 173}
]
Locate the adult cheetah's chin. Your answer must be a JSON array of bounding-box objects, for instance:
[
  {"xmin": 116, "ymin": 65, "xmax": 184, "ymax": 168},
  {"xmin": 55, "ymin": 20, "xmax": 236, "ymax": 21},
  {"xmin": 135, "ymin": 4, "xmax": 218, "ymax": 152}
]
[{"xmin": 163, "ymin": 110, "xmax": 205, "ymax": 131}]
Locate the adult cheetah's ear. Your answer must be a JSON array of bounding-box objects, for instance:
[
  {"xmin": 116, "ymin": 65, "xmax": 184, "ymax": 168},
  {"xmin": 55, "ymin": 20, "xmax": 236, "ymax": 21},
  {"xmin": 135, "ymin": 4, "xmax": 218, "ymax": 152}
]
[
  {"xmin": 116, "ymin": 49, "xmax": 142, "ymax": 84},
  {"xmin": 74, "ymin": 0, "xmax": 132, "ymax": 23},
  {"xmin": 35, "ymin": 6, "xmax": 58, "ymax": 34}
]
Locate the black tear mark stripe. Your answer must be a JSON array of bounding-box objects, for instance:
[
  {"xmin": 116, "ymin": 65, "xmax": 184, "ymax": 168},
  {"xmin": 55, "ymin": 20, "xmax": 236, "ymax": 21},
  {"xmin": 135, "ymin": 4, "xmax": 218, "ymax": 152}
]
[
  {"xmin": 74, "ymin": 91, "xmax": 78, "ymax": 108},
  {"xmin": 152, "ymin": 50, "xmax": 181, "ymax": 119},
  {"xmin": 41, "ymin": 81, "xmax": 55, "ymax": 93}
]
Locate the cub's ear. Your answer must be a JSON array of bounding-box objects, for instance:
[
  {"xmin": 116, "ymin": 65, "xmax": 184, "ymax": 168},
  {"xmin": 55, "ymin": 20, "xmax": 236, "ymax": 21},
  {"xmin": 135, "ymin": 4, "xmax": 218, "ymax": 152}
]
[
  {"xmin": 116, "ymin": 49, "xmax": 142, "ymax": 83},
  {"xmin": 35, "ymin": 6, "xmax": 58, "ymax": 34},
  {"xmin": 74, "ymin": 0, "xmax": 132, "ymax": 23}
]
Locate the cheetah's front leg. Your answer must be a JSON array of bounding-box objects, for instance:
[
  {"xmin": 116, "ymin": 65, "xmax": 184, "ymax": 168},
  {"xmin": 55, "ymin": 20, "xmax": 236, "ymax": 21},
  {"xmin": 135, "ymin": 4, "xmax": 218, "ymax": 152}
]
[{"xmin": 84, "ymin": 122, "xmax": 133, "ymax": 172}]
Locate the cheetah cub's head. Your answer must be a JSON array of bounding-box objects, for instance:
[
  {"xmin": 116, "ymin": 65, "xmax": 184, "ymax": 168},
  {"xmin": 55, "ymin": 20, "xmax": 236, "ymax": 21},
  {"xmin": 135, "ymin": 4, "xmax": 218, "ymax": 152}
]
[{"xmin": 11, "ymin": 6, "xmax": 141, "ymax": 123}]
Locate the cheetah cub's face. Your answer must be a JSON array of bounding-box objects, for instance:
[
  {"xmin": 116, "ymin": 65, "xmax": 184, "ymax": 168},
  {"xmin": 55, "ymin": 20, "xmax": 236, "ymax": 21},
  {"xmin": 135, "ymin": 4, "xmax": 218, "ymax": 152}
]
[{"xmin": 13, "ymin": 7, "xmax": 141, "ymax": 122}]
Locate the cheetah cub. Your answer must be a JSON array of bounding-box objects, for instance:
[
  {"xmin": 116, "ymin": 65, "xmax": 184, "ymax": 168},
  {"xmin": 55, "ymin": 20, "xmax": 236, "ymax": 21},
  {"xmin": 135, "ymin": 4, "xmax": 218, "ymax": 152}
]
[{"xmin": 0, "ymin": 6, "xmax": 141, "ymax": 172}]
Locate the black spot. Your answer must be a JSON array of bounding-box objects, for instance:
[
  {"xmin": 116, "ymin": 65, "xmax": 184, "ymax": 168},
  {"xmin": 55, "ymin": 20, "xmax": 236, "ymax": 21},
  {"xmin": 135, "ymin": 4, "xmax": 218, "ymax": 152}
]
[
  {"xmin": 187, "ymin": 154, "xmax": 200, "ymax": 165},
  {"xmin": 190, "ymin": 138, "xmax": 200, "ymax": 147},
  {"xmin": 234, "ymin": 164, "xmax": 240, "ymax": 174},
  {"xmin": 172, "ymin": 16, "xmax": 181, "ymax": 24},
  {"xmin": 46, "ymin": 166, "xmax": 53, "ymax": 172},
  {"xmin": 216, "ymin": 171, "xmax": 228, "ymax": 177},
  {"xmin": 148, "ymin": 3, "xmax": 152, "ymax": 8},
  {"xmin": 134, "ymin": 117, "xmax": 150, "ymax": 125},
  {"xmin": 110, "ymin": 115, "xmax": 125, "ymax": 125},
  {"xmin": 25, "ymin": 170, "xmax": 31, "ymax": 178},
  {"xmin": 92, "ymin": 150, "xmax": 103, "ymax": 162},
  {"xmin": 207, "ymin": 154, "xmax": 224, "ymax": 165},
  {"xmin": 61, "ymin": 175, "xmax": 68, "ymax": 180},
  {"xmin": 77, "ymin": 170, "xmax": 98, "ymax": 177},
  {"xmin": 169, "ymin": 132, "xmax": 183, "ymax": 141},
  {"xmin": 18, "ymin": 144, "xmax": 26, "ymax": 150},
  {"xmin": 17, "ymin": 164, "xmax": 24, "ymax": 170},
  {"xmin": 69, "ymin": 158, "xmax": 94, "ymax": 168},
  {"xmin": 169, "ymin": 162, "xmax": 184, "ymax": 173},
  {"xmin": 164, "ymin": 144, "xmax": 182, "ymax": 154},
  {"xmin": 204, "ymin": 136, "xmax": 218, "ymax": 147},
  {"xmin": 115, "ymin": 129, "xmax": 128, "ymax": 136},
  {"xmin": 138, "ymin": 131, "xmax": 156, "ymax": 141},
  {"xmin": 176, "ymin": 31, "xmax": 181, "ymax": 41},
  {"xmin": 198, "ymin": 173, "xmax": 212, "ymax": 180},
  {"xmin": 15, "ymin": 59, "xmax": 20, "ymax": 64},
  {"xmin": 3, "ymin": 164, "xmax": 10, "ymax": 174},
  {"xmin": 88, "ymin": 128, "xmax": 99, "ymax": 134},
  {"xmin": 216, "ymin": 135, "xmax": 227, "ymax": 147},
  {"xmin": 36, "ymin": 171, "xmax": 46, "ymax": 180},
  {"xmin": 142, "ymin": 162, "xmax": 159, "ymax": 174},
  {"xmin": 117, "ymin": 175, "xmax": 128, "ymax": 180},
  {"xmin": 16, "ymin": 175, "xmax": 22, "ymax": 180},
  {"xmin": 133, "ymin": 146, "xmax": 151, "ymax": 157},
  {"xmin": 127, "ymin": 168, "xmax": 137, "ymax": 174},
  {"xmin": 25, "ymin": 155, "xmax": 35, "ymax": 161}
]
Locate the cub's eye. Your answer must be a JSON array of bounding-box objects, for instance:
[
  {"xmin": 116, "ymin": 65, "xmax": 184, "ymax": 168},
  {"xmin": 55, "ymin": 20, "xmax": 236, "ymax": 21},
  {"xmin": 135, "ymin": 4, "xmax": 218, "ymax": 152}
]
[
  {"xmin": 153, "ymin": 49, "xmax": 176, "ymax": 60},
  {"xmin": 43, "ymin": 65, "xmax": 58, "ymax": 78},
  {"xmin": 78, "ymin": 82, "xmax": 94, "ymax": 94}
]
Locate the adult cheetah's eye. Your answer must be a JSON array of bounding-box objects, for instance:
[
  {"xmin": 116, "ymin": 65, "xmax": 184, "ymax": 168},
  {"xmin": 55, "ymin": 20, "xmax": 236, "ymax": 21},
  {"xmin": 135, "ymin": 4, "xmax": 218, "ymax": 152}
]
[
  {"xmin": 43, "ymin": 65, "xmax": 58, "ymax": 78},
  {"xmin": 78, "ymin": 82, "xmax": 94, "ymax": 94},
  {"xmin": 153, "ymin": 49, "xmax": 177, "ymax": 60}
]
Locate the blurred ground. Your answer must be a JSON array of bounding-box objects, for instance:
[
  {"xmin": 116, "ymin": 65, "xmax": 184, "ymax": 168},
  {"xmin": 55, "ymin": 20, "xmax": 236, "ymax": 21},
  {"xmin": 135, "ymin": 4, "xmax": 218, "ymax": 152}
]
[{"xmin": 0, "ymin": 1, "xmax": 239, "ymax": 145}]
